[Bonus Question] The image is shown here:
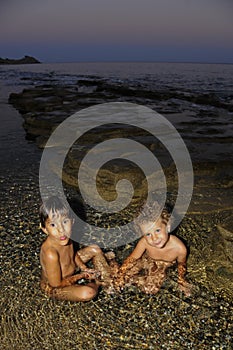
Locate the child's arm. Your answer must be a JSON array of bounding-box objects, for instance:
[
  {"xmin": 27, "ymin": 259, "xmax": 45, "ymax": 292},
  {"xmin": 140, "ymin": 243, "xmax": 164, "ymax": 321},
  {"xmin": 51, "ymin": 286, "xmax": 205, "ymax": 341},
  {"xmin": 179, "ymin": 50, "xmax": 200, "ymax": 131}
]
[
  {"xmin": 43, "ymin": 249, "xmax": 94, "ymax": 288},
  {"xmin": 75, "ymin": 253, "xmax": 90, "ymax": 271},
  {"xmin": 59, "ymin": 272, "xmax": 96, "ymax": 287},
  {"xmin": 177, "ymin": 245, "xmax": 192, "ymax": 296},
  {"xmin": 115, "ymin": 238, "xmax": 146, "ymax": 289},
  {"xmin": 44, "ymin": 249, "xmax": 96, "ymax": 288},
  {"xmin": 74, "ymin": 252, "xmax": 97, "ymax": 274},
  {"xmin": 177, "ymin": 260, "xmax": 187, "ymax": 285}
]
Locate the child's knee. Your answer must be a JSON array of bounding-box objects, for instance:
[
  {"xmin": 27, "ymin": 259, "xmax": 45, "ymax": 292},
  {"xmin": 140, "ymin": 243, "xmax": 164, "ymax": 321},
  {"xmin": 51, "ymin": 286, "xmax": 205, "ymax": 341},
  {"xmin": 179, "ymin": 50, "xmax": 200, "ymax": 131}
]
[
  {"xmin": 81, "ymin": 285, "xmax": 98, "ymax": 301},
  {"xmin": 89, "ymin": 244, "xmax": 102, "ymax": 255}
]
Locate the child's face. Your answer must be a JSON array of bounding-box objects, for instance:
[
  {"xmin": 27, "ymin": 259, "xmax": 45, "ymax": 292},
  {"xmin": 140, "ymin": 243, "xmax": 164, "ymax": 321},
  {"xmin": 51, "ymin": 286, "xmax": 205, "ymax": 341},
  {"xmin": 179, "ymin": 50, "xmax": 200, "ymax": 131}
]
[
  {"xmin": 42, "ymin": 210, "xmax": 73, "ymax": 246},
  {"xmin": 140, "ymin": 219, "xmax": 169, "ymax": 249}
]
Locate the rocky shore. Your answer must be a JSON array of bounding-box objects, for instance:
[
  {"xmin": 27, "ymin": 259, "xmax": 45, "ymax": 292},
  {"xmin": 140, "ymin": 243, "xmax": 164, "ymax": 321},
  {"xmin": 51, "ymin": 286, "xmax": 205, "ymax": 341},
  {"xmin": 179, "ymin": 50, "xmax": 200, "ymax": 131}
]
[
  {"xmin": 8, "ymin": 78, "xmax": 233, "ymax": 148},
  {"xmin": 1, "ymin": 73, "xmax": 232, "ymax": 349}
]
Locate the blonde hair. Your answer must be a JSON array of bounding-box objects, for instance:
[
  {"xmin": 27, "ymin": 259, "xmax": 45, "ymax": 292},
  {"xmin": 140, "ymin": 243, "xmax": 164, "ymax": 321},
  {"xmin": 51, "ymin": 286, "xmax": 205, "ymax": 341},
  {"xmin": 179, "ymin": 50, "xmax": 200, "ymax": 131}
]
[{"xmin": 134, "ymin": 201, "xmax": 171, "ymax": 235}]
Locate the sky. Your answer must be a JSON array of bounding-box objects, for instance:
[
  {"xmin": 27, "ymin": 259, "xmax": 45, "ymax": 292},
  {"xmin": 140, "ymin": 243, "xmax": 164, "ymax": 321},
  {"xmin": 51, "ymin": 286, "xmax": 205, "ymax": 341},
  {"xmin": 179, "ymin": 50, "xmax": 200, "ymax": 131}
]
[{"xmin": 0, "ymin": 0, "xmax": 233, "ymax": 63}]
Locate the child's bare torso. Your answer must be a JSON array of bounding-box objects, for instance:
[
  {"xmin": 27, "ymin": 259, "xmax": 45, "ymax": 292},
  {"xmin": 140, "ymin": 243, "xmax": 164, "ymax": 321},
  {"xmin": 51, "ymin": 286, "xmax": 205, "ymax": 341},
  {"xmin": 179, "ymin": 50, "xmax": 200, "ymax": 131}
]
[
  {"xmin": 144, "ymin": 234, "xmax": 180, "ymax": 263},
  {"xmin": 40, "ymin": 239, "xmax": 76, "ymax": 281}
]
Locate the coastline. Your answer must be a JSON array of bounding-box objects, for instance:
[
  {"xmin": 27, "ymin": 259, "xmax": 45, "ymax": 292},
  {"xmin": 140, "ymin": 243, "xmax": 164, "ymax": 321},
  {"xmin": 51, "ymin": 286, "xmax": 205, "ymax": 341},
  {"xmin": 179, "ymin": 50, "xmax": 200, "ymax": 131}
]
[{"xmin": 0, "ymin": 63, "xmax": 233, "ymax": 349}]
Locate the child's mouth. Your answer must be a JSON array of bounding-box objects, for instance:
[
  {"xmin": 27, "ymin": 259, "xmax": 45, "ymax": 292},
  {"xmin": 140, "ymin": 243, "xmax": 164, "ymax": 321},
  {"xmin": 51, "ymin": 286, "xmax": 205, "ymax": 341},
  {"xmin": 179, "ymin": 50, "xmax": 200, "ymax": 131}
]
[
  {"xmin": 154, "ymin": 240, "xmax": 162, "ymax": 246},
  {"xmin": 60, "ymin": 236, "xmax": 67, "ymax": 241}
]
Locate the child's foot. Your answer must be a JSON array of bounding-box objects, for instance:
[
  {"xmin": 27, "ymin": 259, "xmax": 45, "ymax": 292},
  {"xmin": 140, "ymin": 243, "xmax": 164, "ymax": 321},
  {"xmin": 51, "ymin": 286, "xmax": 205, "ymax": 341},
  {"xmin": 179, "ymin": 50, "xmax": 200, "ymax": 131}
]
[
  {"xmin": 104, "ymin": 251, "xmax": 116, "ymax": 261},
  {"xmin": 100, "ymin": 277, "xmax": 117, "ymax": 295},
  {"xmin": 103, "ymin": 284, "xmax": 116, "ymax": 295},
  {"xmin": 178, "ymin": 281, "xmax": 193, "ymax": 297}
]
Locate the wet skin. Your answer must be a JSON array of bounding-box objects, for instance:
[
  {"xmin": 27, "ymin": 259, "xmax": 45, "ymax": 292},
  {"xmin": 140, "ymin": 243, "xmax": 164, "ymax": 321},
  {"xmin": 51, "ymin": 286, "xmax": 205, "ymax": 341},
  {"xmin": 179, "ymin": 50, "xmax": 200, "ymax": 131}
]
[
  {"xmin": 40, "ymin": 213, "xmax": 77, "ymax": 284},
  {"xmin": 40, "ymin": 211, "xmax": 103, "ymax": 301},
  {"xmin": 115, "ymin": 219, "xmax": 192, "ymax": 296}
]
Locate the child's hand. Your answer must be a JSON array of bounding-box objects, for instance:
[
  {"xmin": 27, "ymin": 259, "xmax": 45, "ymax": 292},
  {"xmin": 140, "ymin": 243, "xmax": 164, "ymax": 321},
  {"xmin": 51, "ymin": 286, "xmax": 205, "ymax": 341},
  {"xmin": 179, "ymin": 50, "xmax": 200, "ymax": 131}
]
[
  {"xmin": 114, "ymin": 276, "xmax": 125, "ymax": 291},
  {"xmin": 83, "ymin": 272, "xmax": 98, "ymax": 280},
  {"xmin": 178, "ymin": 281, "xmax": 192, "ymax": 297},
  {"xmin": 82, "ymin": 269, "xmax": 100, "ymax": 279}
]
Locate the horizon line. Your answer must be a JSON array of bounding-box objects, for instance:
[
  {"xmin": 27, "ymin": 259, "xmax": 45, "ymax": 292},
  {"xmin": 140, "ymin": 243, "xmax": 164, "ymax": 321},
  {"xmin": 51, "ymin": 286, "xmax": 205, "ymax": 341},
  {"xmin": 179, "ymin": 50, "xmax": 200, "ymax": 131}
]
[{"xmin": 40, "ymin": 59, "xmax": 233, "ymax": 65}]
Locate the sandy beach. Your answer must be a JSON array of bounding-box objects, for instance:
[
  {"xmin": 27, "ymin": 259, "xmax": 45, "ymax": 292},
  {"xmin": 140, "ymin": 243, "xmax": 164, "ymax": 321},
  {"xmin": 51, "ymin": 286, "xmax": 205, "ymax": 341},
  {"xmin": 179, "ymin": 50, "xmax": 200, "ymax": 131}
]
[{"xmin": 0, "ymin": 62, "xmax": 233, "ymax": 349}]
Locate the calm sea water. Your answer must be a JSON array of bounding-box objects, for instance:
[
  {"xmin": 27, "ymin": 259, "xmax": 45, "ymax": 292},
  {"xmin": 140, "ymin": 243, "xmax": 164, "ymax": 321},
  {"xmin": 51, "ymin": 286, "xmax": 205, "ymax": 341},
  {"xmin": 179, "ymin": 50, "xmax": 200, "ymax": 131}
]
[
  {"xmin": 1, "ymin": 61, "xmax": 233, "ymax": 94},
  {"xmin": 0, "ymin": 61, "xmax": 233, "ymax": 163}
]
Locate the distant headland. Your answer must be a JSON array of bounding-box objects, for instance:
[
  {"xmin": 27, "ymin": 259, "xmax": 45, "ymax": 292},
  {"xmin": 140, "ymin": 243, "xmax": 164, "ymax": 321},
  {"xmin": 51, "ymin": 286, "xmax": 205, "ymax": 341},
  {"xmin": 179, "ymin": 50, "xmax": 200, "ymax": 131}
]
[{"xmin": 0, "ymin": 55, "xmax": 41, "ymax": 65}]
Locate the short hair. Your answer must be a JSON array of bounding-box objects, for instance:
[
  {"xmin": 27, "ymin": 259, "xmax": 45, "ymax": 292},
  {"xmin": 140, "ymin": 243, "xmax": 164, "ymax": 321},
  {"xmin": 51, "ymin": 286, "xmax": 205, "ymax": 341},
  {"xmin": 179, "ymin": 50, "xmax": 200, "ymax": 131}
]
[
  {"xmin": 134, "ymin": 201, "xmax": 171, "ymax": 235},
  {"xmin": 39, "ymin": 196, "xmax": 72, "ymax": 228}
]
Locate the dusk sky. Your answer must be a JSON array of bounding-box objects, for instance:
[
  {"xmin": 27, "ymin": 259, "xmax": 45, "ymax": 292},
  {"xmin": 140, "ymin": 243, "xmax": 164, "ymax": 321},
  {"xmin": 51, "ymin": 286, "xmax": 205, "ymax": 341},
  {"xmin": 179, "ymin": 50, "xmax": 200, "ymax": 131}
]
[{"xmin": 0, "ymin": 0, "xmax": 233, "ymax": 63}]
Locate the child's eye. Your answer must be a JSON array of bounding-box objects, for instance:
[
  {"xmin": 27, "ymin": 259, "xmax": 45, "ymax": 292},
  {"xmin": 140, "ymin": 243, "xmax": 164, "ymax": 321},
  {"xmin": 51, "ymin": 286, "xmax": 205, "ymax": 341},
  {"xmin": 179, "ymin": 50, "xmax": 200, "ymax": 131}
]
[
  {"xmin": 145, "ymin": 233, "xmax": 151, "ymax": 237},
  {"xmin": 63, "ymin": 218, "xmax": 70, "ymax": 224},
  {"xmin": 155, "ymin": 229, "xmax": 161, "ymax": 233},
  {"xmin": 50, "ymin": 223, "xmax": 55, "ymax": 227}
]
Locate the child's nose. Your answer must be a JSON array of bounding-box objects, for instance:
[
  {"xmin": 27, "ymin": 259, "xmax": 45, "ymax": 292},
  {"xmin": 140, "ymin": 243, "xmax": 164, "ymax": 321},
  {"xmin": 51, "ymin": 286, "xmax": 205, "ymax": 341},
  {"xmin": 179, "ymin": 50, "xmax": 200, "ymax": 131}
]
[
  {"xmin": 58, "ymin": 224, "xmax": 65, "ymax": 233},
  {"xmin": 152, "ymin": 232, "xmax": 159, "ymax": 240}
]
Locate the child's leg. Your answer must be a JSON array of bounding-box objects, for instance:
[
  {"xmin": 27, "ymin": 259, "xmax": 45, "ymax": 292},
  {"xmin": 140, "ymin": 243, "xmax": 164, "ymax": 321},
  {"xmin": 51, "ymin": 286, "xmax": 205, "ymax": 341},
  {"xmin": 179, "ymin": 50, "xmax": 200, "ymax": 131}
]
[
  {"xmin": 123, "ymin": 258, "xmax": 144, "ymax": 286},
  {"xmin": 141, "ymin": 270, "xmax": 165, "ymax": 294},
  {"xmin": 139, "ymin": 260, "xmax": 172, "ymax": 294},
  {"xmin": 78, "ymin": 245, "xmax": 121, "ymax": 293},
  {"xmin": 41, "ymin": 280, "xmax": 98, "ymax": 302},
  {"xmin": 104, "ymin": 251, "xmax": 119, "ymax": 278},
  {"xmin": 77, "ymin": 245, "xmax": 111, "ymax": 280}
]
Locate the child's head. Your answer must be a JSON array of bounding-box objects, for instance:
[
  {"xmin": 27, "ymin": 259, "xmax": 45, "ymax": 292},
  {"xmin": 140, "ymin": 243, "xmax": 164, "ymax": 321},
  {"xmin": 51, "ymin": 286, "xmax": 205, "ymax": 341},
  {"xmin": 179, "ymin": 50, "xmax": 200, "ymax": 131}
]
[
  {"xmin": 39, "ymin": 196, "xmax": 74, "ymax": 245},
  {"xmin": 39, "ymin": 196, "xmax": 73, "ymax": 229},
  {"xmin": 135, "ymin": 201, "xmax": 171, "ymax": 229},
  {"xmin": 134, "ymin": 201, "xmax": 172, "ymax": 248}
]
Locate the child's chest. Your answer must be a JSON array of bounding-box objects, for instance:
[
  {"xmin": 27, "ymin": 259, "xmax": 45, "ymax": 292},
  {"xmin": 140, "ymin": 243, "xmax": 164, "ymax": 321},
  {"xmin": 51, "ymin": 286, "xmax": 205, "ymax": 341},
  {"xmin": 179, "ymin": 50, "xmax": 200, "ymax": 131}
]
[
  {"xmin": 59, "ymin": 245, "xmax": 76, "ymax": 274},
  {"xmin": 146, "ymin": 245, "xmax": 178, "ymax": 262}
]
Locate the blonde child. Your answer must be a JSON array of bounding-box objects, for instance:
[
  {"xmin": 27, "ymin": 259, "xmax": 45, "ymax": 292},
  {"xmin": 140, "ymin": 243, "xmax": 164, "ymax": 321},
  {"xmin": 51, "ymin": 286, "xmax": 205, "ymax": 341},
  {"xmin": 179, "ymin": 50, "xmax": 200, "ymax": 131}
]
[{"xmin": 115, "ymin": 202, "xmax": 192, "ymax": 296}]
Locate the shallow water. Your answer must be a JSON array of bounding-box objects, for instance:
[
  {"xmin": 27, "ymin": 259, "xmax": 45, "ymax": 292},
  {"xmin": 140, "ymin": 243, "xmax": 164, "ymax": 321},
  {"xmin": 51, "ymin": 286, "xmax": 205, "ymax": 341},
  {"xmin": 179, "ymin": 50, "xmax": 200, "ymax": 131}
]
[
  {"xmin": 0, "ymin": 82, "xmax": 41, "ymax": 175},
  {"xmin": 1, "ymin": 62, "xmax": 233, "ymax": 165},
  {"xmin": 0, "ymin": 62, "xmax": 233, "ymax": 349}
]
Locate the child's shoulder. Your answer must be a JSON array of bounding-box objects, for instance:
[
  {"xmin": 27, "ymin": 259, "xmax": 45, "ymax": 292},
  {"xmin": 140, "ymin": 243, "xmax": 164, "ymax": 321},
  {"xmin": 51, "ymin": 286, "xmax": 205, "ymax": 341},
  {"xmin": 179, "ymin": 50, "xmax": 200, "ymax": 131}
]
[
  {"xmin": 138, "ymin": 236, "xmax": 147, "ymax": 243},
  {"xmin": 41, "ymin": 239, "xmax": 59, "ymax": 260},
  {"xmin": 169, "ymin": 234, "xmax": 187, "ymax": 251},
  {"xmin": 137, "ymin": 236, "xmax": 148, "ymax": 248}
]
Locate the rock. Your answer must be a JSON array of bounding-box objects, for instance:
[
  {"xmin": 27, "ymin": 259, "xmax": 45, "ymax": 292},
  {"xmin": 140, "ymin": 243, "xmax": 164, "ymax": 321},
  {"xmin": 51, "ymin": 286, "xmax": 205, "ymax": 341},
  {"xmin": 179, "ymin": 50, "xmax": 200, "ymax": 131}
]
[
  {"xmin": 8, "ymin": 81, "xmax": 233, "ymax": 215},
  {"xmin": 0, "ymin": 55, "xmax": 40, "ymax": 65}
]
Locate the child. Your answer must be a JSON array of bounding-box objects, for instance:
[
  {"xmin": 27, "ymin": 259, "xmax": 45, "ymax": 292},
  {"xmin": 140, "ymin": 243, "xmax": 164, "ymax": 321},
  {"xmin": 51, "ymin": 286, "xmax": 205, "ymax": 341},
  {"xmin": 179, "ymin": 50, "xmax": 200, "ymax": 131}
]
[
  {"xmin": 39, "ymin": 196, "xmax": 115, "ymax": 301},
  {"xmin": 114, "ymin": 201, "xmax": 192, "ymax": 296}
]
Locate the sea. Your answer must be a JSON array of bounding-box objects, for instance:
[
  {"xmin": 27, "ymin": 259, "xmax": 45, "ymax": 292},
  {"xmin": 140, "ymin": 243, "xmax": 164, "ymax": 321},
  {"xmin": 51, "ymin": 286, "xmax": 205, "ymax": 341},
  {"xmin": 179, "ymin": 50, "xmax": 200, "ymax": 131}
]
[{"xmin": 0, "ymin": 61, "xmax": 233, "ymax": 170}]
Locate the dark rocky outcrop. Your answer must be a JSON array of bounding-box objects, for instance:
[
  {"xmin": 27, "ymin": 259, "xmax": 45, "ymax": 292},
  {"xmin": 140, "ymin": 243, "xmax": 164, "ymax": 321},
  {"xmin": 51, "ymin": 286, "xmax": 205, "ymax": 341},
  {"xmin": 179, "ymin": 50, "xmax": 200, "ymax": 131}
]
[{"xmin": 0, "ymin": 55, "xmax": 40, "ymax": 65}]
